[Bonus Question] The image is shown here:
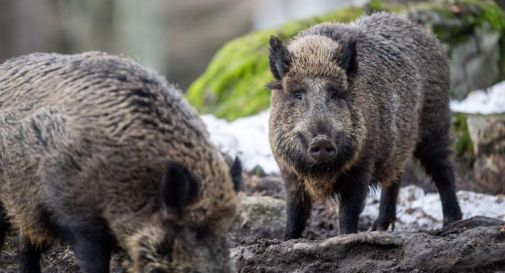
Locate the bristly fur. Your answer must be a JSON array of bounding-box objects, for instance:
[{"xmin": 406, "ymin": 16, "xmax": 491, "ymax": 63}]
[
  {"xmin": 268, "ymin": 12, "xmax": 462, "ymax": 238},
  {"xmin": 0, "ymin": 52, "xmax": 238, "ymax": 272}
]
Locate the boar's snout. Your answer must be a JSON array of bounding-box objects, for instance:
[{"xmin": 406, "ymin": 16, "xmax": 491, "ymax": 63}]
[{"xmin": 308, "ymin": 135, "xmax": 337, "ymax": 162}]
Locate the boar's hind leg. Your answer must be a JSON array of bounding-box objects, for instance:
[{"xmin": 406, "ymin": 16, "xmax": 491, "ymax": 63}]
[
  {"xmin": 60, "ymin": 223, "xmax": 112, "ymax": 273},
  {"xmin": 19, "ymin": 235, "xmax": 47, "ymax": 273},
  {"xmin": 415, "ymin": 136, "xmax": 463, "ymax": 226},
  {"xmin": 284, "ymin": 173, "xmax": 312, "ymax": 240},
  {"xmin": 0, "ymin": 204, "xmax": 9, "ymax": 250},
  {"xmin": 371, "ymin": 181, "xmax": 400, "ymax": 231}
]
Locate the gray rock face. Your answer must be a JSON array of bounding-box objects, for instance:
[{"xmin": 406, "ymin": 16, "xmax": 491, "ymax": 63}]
[
  {"xmin": 474, "ymin": 154, "xmax": 505, "ymax": 194},
  {"xmin": 468, "ymin": 115, "xmax": 505, "ymax": 194},
  {"xmin": 448, "ymin": 24, "xmax": 501, "ymax": 100},
  {"xmin": 407, "ymin": 9, "xmax": 503, "ymax": 100},
  {"xmin": 232, "ymin": 217, "xmax": 505, "ymax": 273},
  {"xmin": 468, "ymin": 116, "xmax": 505, "ymax": 156}
]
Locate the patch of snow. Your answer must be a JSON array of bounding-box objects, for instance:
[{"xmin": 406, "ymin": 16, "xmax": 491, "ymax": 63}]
[
  {"xmin": 202, "ymin": 111, "xmax": 279, "ymax": 174},
  {"xmin": 362, "ymin": 185, "xmax": 505, "ymax": 231},
  {"xmin": 450, "ymin": 81, "xmax": 505, "ymax": 114}
]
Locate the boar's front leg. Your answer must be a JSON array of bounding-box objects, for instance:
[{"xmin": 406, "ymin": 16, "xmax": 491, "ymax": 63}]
[
  {"xmin": 59, "ymin": 222, "xmax": 112, "ymax": 273},
  {"xmin": 283, "ymin": 172, "xmax": 312, "ymax": 240},
  {"xmin": 19, "ymin": 235, "xmax": 46, "ymax": 273},
  {"xmin": 336, "ymin": 168, "xmax": 370, "ymax": 234}
]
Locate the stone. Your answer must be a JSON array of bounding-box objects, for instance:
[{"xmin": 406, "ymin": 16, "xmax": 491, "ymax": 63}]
[
  {"xmin": 467, "ymin": 115, "xmax": 505, "ymax": 194},
  {"xmin": 229, "ymin": 195, "xmax": 287, "ymax": 246},
  {"xmin": 474, "ymin": 155, "xmax": 505, "ymax": 194},
  {"xmin": 243, "ymin": 175, "xmax": 286, "ymax": 199},
  {"xmin": 448, "ymin": 24, "xmax": 501, "ymax": 100},
  {"xmin": 467, "ymin": 115, "xmax": 505, "ymax": 156}
]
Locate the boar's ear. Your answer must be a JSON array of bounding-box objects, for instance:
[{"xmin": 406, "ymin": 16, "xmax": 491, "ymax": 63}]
[
  {"xmin": 269, "ymin": 36, "xmax": 292, "ymax": 80},
  {"xmin": 334, "ymin": 36, "xmax": 358, "ymax": 76},
  {"xmin": 162, "ymin": 162, "xmax": 199, "ymax": 211},
  {"xmin": 229, "ymin": 156, "xmax": 243, "ymax": 192}
]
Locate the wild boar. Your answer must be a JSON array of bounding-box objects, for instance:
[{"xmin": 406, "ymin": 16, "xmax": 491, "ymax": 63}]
[
  {"xmin": 268, "ymin": 13, "xmax": 462, "ymax": 239},
  {"xmin": 0, "ymin": 52, "xmax": 241, "ymax": 273}
]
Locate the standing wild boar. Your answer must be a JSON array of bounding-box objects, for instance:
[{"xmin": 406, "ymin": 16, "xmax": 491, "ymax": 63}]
[
  {"xmin": 268, "ymin": 13, "xmax": 463, "ymax": 239},
  {"xmin": 0, "ymin": 52, "xmax": 242, "ymax": 273}
]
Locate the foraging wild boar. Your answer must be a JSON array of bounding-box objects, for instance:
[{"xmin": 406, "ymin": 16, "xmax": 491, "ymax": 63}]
[
  {"xmin": 268, "ymin": 13, "xmax": 463, "ymax": 239},
  {"xmin": 0, "ymin": 52, "xmax": 242, "ymax": 273}
]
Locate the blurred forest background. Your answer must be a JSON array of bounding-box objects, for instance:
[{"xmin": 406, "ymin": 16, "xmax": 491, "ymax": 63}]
[
  {"xmin": 0, "ymin": 0, "xmax": 375, "ymax": 89},
  {"xmin": 8, "ymin": 0, "xmax": 502, "ymax": 89}
]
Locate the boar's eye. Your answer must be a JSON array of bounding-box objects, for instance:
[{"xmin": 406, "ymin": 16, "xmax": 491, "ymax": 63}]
[
  {"xmin": 291, "ymin": 90, "xmax": 304, "ymax": 101},
  {"xmin": 327, "ymin": 86, "xmax": 345, "ymax": 100}
]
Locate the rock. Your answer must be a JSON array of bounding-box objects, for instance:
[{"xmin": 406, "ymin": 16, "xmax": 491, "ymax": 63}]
[
  {"xmin": 474, "ymin": 155, "xmax": 505, "ymax": 194},
  {"xmin": 449, "ymin": 24, "xmax": 501, "ymax": 100},
  {"xmin": 467, "ymin": 115, "xmax": 505, "ymax": 156},
  {"xmin": 232, "ymin": 216, "xmax": 505, "ymax": 273},
  {"xmin": 243, "ymin": 175, "xmax": 286, "ymax": 199},
  {"xmin": 467, "ymin": 115, "xmax": 505, "ymax": 194},
  {"xmin": 229, "ymin": 195, "xmax": 287, "ymax": 246},
  {"xmin": 409, "ymin": 7, "xmax": 503, "ymax": 100}
]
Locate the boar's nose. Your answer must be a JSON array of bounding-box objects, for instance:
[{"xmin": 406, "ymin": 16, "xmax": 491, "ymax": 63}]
[{"xmin": 308, "ymin": 136, "xmax": 337, "ymax": 162}]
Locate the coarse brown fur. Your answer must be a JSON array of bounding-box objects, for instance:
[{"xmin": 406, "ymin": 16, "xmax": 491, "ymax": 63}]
[
  {"xmin": 268, "ymin": 13, "xmax": 462, "ymax": 238},
  {"xmin": 0, "ymin": 52, "xmax": 240, "ymax": 273}
]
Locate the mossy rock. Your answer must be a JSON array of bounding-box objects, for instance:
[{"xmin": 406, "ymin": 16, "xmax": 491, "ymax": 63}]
[{"xmin": 187, "ymin": 0, "xmax": 505, "ymax": 120}]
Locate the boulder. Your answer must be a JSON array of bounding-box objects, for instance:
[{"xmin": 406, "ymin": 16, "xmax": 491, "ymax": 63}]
[
  {"xmin": 229, "ymin": 195, "xmax": 287, "ymax": 246},
  {"xmin": 474, "ymin": 155, "xmax": 505, "ymax": 194},
  {"xmin": 467, "ymin": 115, "xmax": 505, "ymax": 156},
  {"xmin": 467, "ymin": 115, "xmax": 505, "ymax": 194}
]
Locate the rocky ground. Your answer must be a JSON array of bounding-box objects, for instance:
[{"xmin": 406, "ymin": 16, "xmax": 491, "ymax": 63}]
[
  {"xmin": 233, "ymin": 216, "xmax": 505, "ymax": 273},
  {"xmin": 229, "ymin": 174, "xmax": 505, "ymax": 273},
  {"xmin": 2, "ymin": 171, "xmax": 504, "ymax": 272}
]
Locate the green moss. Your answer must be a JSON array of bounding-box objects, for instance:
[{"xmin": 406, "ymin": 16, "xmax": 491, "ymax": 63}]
[
  {"xmin": 367, "ymin": 0, "xmax": 387, "ymax": 13},
  {"xmin": 187, "ymin": 0, "xmax": 505, "ymax": 121},
  {"xmin": 452, "ymin": 113, "xmax": 475, "ymax": 167}
]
